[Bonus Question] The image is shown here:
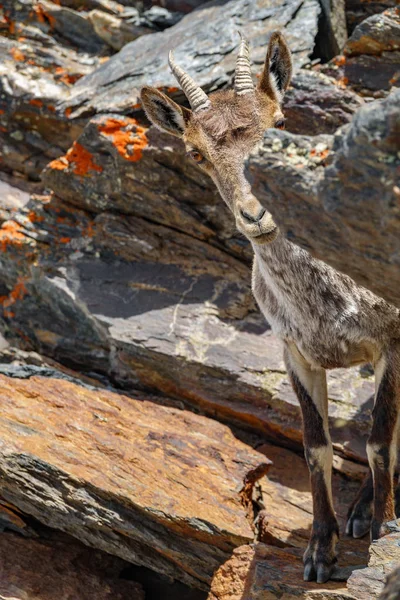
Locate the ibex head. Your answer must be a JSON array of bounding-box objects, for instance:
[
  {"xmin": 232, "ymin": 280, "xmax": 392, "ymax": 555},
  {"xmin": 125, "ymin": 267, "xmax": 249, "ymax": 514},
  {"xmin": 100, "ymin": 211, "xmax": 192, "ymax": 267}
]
[{"xmin": 141, "ymin": 32, "xmax": 292, "ymax": 245}]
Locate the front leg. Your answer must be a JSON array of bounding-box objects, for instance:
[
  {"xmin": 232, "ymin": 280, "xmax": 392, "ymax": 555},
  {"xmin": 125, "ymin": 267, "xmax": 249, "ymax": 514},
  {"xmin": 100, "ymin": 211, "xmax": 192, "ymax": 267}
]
[{"xmin": 284, "ymin": 342, "xmax": 339, "ymax": 583}]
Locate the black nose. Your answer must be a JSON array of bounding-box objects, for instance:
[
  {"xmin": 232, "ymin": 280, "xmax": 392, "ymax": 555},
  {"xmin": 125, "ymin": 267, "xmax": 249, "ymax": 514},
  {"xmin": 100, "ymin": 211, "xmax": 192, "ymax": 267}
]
[{"xmin": 241, "ymin": 208, "xmax": 266, "ymax": 224}]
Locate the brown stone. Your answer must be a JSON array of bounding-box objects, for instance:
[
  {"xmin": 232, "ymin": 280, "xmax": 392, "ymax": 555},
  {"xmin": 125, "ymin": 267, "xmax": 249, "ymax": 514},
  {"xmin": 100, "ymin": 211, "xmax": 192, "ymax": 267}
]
[
  {"xmin": 0, "ymin": 531, "xmax": 144, "ymax": 600},
  {"xmin": 255, "ymin": 442, "xmax": 371, "ymax": 553},
  {"xmin": 322, "ymin": 8, "xmax": 400, "ymax": 97},
  {"xmin": 208, "ymin": 544, "xmax": 360, "ymax": 600},
  {"xmin": 347, "ymin": 533, "xmax": 400, "ymax": 599},
  {"xmin": 283, "ymin": 70, "xmax": 364, "ymax": 135},
  {"xmin": 345, "ymin": 0, "xmax": 398, "ymax": 33},
  {"xmin": 0, "ymin": 373, "xmax": 270, "ymax": 590}
]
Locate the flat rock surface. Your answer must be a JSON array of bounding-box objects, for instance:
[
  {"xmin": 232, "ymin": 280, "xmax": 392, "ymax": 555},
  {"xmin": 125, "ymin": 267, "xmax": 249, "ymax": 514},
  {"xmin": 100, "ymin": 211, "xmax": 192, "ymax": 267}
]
[
  {"xmin": 64, "ymin": 0, "xmax": 321, "ymax": 116},
  {"xmin": 0, "ymin": 373, "xmax": 270, "ymax": 589},
  {"xmin": 0, "ymin": 531, "xmax": 144, "ymax": 600}
]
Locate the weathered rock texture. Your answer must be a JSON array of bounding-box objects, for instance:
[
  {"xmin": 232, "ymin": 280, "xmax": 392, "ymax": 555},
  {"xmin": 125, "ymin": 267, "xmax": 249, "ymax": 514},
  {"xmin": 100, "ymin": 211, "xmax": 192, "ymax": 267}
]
[
  {"xmin": 345, "ymin": 0, "xmax": 399, "ymax": 32},
  {"xmin": 0, "ymin": 373, "xmax": 271, "ymax": 590},
  {"xmin": 208, "ymin": 522, "xmax": 399, "ymax": 599},
  {"xmin": 378, "ymin": 566, "xmax": 400, "ymax": 600},
  {"xmin": 247, "ymin": 88, "xmax": 400, "ymax": 307},
  {"xmin": 283, "ymin": 70, "xmax": 364, "ymax": 135},
  {"xmin": 0, "ymin": 532, "xmax": 144, "ymax": 600},
  {"xmin": 0, "ymin": 185, "xmax": 376, "ymax": 470},
  {"xmin": 347, "ymin": 533, "xmax": 400, "ymax": 599},
  {"xmin": 208, "ymin": 544, "xmax": 358, "ymax": 600},
  {"xmin": 64, "ymin": 0, "xmax": 322, "ymax": 117},
  {"xmin": 342, "ymin": 7, "xmax": 400, "ymax": 96}
]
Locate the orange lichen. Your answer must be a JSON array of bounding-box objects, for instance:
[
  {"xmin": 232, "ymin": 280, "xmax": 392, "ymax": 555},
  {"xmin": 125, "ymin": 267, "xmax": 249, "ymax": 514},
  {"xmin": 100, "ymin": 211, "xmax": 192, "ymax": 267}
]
[
  {"xmin": 58, "ymin": 72, "xmax": 82, "ymax": 86},
  {"xmin": 29, "ymin": 99, "xmax": 43, "ymax": 108},
  {"xmin": 10, "ymin": 47, "xmax": 25, "ymax": 62},
  {"xmin": 48, "ymin": 156, "xmax": 68, "ymax": 171},
  {"xmin": 337, "ymin": 76, "xmax": 349, "ymax": 88},
  {"xmin": 167, "ymin": 86, "xmax": 178, "ymax": 93},
  {"xmin": 333, "ymin": 55, "xmax": 346, "ymax": 67},
  {"xmin": 65, "ymin": 107, "xmax": 72, "ymax": 118},
  {"xmin": 98, "ymin": 118, "xmax": 148, "ymax": 162},
  {"xmin": 49, "ymin": 142, "xmax": 103, "ymax": 177},
  {"xmin": 59, "ymin": 237, "xmax": 71, "ymax": 244},
  {"xmin": 28, "ymin": 211, "xmax": 44, "ymax": 224},
  {"xmin": 34, "ymin": 3, "xmax": 56, "ymax": 28},
  {"xmin": 0, "ymin": 277, "xmax": 28, "ymax": 318},
  {"xmin": 0, "ymin": 220, "xmax": 26, "ymax": 252},
  {"xmin": 47, "ymin": 105, "xmax": 55, "ymax": 112},
  {"xmin": 310, "ymin": 147, "xmax": 330, "ymax": 161}
]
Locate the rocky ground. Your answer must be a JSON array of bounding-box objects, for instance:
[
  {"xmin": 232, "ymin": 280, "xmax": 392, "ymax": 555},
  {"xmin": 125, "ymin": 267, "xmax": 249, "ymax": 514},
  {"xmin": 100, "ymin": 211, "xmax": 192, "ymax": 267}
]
[{"xmin": 0, "ymin": 0, "xmax": 399, "ymax": 598}]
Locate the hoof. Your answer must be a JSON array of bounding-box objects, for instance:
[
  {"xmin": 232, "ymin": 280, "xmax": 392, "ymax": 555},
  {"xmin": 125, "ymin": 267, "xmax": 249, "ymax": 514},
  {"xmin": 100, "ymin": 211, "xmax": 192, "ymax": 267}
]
[
  {"xmin": 346, "ymin": 515, "xmax": 370, "ymax": 539},
  {"xmin": 303, "ymin": 559, "xmax": 336, "ymax": 583}
]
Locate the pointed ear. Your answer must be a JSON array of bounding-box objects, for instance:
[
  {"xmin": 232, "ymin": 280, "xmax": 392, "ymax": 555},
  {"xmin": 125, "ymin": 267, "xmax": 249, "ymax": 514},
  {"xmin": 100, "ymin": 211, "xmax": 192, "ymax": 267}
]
[
  {"xmin": 140, "ymin": 86, "xmax": 191, "ymax": 138},
  {"xmin": 258, "ymin": 31, "xmax": 292, "ymax": 102}
]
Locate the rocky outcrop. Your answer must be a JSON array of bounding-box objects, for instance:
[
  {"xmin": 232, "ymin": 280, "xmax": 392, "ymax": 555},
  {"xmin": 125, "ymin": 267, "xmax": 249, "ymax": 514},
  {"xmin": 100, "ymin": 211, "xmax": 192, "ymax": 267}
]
[
  {"xmin": 208, "ymin": 544, "xmax": 359, "ymax": 600},
  {"xmin": 345, "ymin": 0, "xmax": 398, "ymax": 32},
  {"xmin": 283, "ymin": 69, "xmax": 364, "ymax": 135},
  {"xmin": 63, "ymin": 0, "xmax": 322, "ymax": 117},
  {"xmin": 0, "ymin": 372, "xmax": 271, "ymax": 590},
  {"xmin": 208, "ymin": 523, "xmax": 399, "ymax": 600},
  {"xmin": 342, "ymin": 7, "xmax": 400, "ymax": 96},
  {"xmin": 0, "ymin": 532, "xmax": 144, "ymax": 600},
  {"xmin": 0, "ymin": 0, "xmax": 184, "ymax": 180},
  {"xmin": 347, "ymin": 532, "xmax": 400, "ymax": 599},
  {"xmin": 0, "ymin": 1, "xmax": 399, "ymax": 597},
  {"xmin": 247, "ymin": 89, "xmax": 400, "ymax": 307},
  {"xmin": 0, "ymin": 183, "xmax": 376, "ymax": 470}
]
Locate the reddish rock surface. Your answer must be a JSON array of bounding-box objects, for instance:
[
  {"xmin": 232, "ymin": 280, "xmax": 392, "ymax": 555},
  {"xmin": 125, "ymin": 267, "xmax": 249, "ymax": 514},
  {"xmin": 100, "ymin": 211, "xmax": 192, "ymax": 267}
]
[
  {"xmin": 0, "ymin": 532, "xmax": 144, "ymax": 600},
  {"xmin": 0, "ymin": 373, "xmax": 270, "ymax": 590}
]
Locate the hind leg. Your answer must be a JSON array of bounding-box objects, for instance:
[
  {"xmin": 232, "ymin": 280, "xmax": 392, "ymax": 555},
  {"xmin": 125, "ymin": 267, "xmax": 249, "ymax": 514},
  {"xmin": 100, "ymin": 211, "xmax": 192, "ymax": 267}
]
[
  {"xmin": 367, "ymin": 346, "xmax": 400, "ymax": 540},
  {"xmin": 347, "ymin": 470, "xmax": 400, "ymax": 539},
  {"xmin": 346, "ymin": 470, "xmax": 373, "ymax": 538}
]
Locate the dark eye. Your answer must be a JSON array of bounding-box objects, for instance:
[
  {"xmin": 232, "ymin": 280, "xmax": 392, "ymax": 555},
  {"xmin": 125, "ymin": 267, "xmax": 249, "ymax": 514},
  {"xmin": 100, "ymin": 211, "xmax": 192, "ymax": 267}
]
[
  {"xmin": 188, "ymin": 150, "xmax": 204, "ymax": 163},
  {"xmin": 275, "ymin": 119, "xmax": 286, "ymax": 130}
]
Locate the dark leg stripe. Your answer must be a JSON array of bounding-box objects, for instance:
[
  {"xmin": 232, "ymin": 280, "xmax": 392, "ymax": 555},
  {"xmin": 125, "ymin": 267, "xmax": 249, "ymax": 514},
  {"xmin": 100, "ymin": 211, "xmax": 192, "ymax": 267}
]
[{"xmin": 289, "ymin": 370, "xmax": 328, "ymax": 448}]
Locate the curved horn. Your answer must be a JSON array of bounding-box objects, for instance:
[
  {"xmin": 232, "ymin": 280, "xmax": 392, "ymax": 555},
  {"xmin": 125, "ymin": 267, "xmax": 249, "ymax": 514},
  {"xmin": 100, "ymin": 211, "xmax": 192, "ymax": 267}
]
[
  {"xmin": 168, "ymin": 51, "xmax": 210, "ymax": 113},
  {"xmin": 234, "ymin": 32, "xmax": 254, "ymax": 95}
]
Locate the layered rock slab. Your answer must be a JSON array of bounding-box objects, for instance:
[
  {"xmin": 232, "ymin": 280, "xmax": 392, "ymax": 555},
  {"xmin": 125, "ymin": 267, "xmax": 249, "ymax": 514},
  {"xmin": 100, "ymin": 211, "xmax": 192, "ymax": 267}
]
[
  {"xmin": 0, "ymin": 192, "xmax": 376, "ymax": 469},
  {"xmin": 0, "ymin": 115, "xmax": 378, "ymax": 470},
  {"xmin": 0, "ymin": 531, "xmax": 144, "ymax": 600},
  {"xmin": 0, "ymin": 373, "xmax": 270, "ymax": 590},
  {"xmin": 63, "ymin": 0, "xmax": 321, "ymax": 117}
]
